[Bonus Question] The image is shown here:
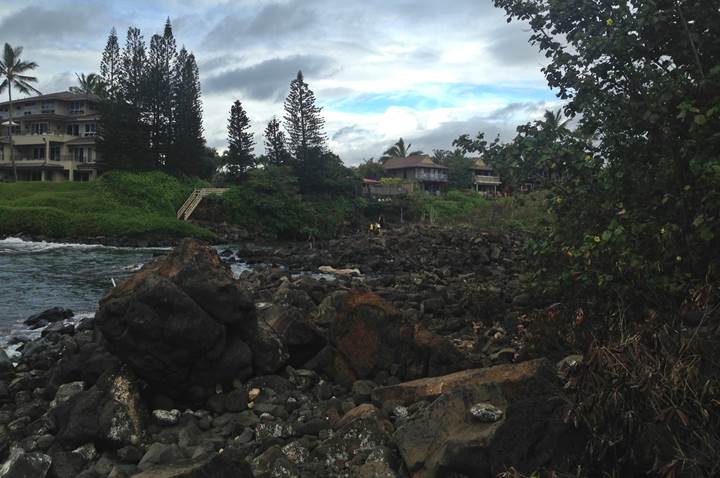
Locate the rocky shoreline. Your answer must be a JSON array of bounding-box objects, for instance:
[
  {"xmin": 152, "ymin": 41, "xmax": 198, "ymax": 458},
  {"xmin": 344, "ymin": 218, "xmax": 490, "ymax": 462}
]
[{"xmin": 0, "ymin": 226, "xmax": 582, "ymax": 478}]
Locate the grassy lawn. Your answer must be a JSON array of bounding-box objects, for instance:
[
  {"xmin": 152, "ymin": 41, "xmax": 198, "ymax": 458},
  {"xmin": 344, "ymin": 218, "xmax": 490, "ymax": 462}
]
[{"xmin": 0, "ymin": 172, "xmax": 216, "ymax": 241}]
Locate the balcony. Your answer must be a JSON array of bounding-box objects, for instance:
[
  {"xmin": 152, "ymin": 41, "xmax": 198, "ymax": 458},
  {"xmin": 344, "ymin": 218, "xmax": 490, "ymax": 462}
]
[
  {"xmin": 416, "ymin": 172, "xmax": 448, "ymax": 182},
  {"xmin": 473, "ymin": 175, "xmax": 501, "ymax": 185}
]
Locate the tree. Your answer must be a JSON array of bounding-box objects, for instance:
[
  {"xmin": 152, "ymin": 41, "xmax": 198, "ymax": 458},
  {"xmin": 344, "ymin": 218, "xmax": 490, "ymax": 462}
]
[
  {"xmin": 452, "ymin": 132, "xmax": 487, "ymax": 156},
  {"xmin": 70, "ymin": 73, "xmax": 104, "ymax": 96},
  {"xmin": 0, "ymin": 43, "xmax": 40, "ymax": 181},
  {"xmin": 263, "ymin": 117, "xmax": 290, "ymax": 167},
  {"xmin": 380, "ymin": 138, "xmax": 424, "ymax": 162},
  {"xmin": 100, "ymin": 28, "xmax": 120, "ymax": 99},
  {"xmin": 168, "ymin": 48, "xmax": 208, "ymax": 177},
  {"xmin": 354, "ymin": 158, "xmax": 385, "ymax": 180},
  {"xmin": 146, "ymin": 19, "xmax": 177, "ymax": 169},
  {"xmin": 98, "ymin": 27, "xmax": 152, "ymax": 172},
  {"xmin": 433, "ymin": 149, "xmax": 473, "ymax": 189},
  {"xmin": 283, "ymin": 70, "xmax": 326, "ymax": 162},
  {"xmin": 223, "ymin": 100, "xmax": 255, "ymax": 180}
]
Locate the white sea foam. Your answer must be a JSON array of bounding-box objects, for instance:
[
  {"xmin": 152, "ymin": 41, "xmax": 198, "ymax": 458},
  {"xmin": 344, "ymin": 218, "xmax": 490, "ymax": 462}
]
[{"xmin": 0, "ymin": 237, "xmax": 171, "ymax": 255}]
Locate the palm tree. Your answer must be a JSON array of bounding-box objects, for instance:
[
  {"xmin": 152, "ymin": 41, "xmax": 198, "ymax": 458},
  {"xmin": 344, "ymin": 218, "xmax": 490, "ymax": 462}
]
[
  {"xmin": 0, "ymin": 43, "xmax": 40, "ymax": 182},
  {"xmin": 541, "ymin": 110, "xmax": 571, "ymax": 139},
  {"xmin": 380, "ymin": 137, "xmax": 424, "ymax": 162},
  {"xmin": 70, "ymin": 73, "xmax": 104, "ymax": 97}
]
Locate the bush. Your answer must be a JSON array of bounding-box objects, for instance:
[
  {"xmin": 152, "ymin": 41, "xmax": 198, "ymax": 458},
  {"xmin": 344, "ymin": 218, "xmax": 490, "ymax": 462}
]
[{"xmin": 0, "ymin": 172, "xmax": 215, "ymax": 240}]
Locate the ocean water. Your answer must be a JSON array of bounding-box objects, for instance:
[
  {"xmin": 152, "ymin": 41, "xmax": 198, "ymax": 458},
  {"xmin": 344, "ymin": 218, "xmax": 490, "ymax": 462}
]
[
  {"xmin": 0, "ymin": 238, "xmax": 330, "ymax": 356},
  {"xmin": 0, "ymin": 237, "xmax": 172, "ymax": 350}
]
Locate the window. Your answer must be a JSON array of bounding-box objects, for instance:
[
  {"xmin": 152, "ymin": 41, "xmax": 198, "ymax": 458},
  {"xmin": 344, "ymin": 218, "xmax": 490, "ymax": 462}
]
[
  {"xmin": 50, "ymin": 146, "xmax": 60, "ymax": 161},
  {"xmin": 73, "ymin": 148, "xmax": 85, "ymax": 162},
  {"xmin": 84, "ymin": 123, "xmax": 96, "ymax": 136},
  {"xmin": 67, "ymin": 124, "xmax": 80, "ymax": 136},
  {"xmin": 69, "ymin": 101, "xmax": 84, "ymax": 114},
  {"xmin": 31, "ymin": 123, "xmax": 48, "ymax": 134},
  {"xmin": 24, "ymin": 111, "xmax": 32, "ymax": 116},
  {"xmin": 33, "ymin": 147, "xmax": 45, "ymax": 160}
]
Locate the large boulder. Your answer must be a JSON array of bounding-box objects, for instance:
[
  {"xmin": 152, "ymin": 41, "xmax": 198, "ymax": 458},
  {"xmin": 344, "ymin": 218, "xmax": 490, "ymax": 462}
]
[
  {"xmin": 95, "ymin": 239, "xmax": 257, "ymax": 403},
  {"xmin": 383, "ymin": 359, "xmax": 584, "ymax": 477},
  {"xmin": 51, "ymin": 367, "xmax": 146, "ymax": 450},
  {"xmin": 323, "ymin": 290, "xmax": 468, "ymax": 384}
]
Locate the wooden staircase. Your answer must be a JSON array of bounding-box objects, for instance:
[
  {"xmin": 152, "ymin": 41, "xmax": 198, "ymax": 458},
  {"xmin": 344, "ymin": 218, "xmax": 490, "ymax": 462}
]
[{"xmin": 176, "ymin": 188, "xmax": 229, "ymax": 221}]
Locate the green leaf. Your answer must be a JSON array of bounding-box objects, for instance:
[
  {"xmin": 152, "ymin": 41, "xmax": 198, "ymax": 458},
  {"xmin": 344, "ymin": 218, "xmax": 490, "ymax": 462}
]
[
  {"xmin": 694, "ymin": 114, "xmax": 707, "ymax": 125},
  {"xmin": 602, "ymin": 230, "xmax": 612, "ymax": 241}
]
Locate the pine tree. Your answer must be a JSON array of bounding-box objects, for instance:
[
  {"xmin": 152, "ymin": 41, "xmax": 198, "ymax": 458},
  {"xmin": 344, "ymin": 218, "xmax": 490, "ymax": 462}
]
[
  {"xmin": 283, "ymin": 70, "xmax": 326, "ymax": 162},
  {"xmin": 223, "ymin": 100, "xmax": 255, "ymax": 180},
  {"xmin": 168, "ymin": 48, "xmax": 209, "ymax": 177},
  {"xmin": 146, "ymin": 19, "xmax": 176, "ymax": 169},
  {"xmin": 263, "ymin": 117, "xmax": 290, "ymax": 167},
  {"xmin": 98, "ymin": 26, "xmax": 152, "ymax": 171},
  {"xmin": 100, "ymin": 28, "xmax": 120, "ymax": 99}
]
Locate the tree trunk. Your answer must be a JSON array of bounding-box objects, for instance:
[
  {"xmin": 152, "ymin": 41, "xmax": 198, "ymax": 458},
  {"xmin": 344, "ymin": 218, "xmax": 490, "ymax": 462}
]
[{"xmin": 8, "ymin": 85, "xmax": 16, "ymax": 182}]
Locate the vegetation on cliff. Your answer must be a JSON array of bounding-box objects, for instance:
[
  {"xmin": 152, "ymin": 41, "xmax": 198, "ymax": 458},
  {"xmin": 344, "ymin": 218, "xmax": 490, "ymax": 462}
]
[{"xmin": 0, "ymin": 171, "xmax": 215, "ymax": 240}]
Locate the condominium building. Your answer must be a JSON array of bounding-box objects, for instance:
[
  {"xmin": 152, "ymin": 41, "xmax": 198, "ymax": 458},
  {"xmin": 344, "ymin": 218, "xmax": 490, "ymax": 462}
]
[{"xmin": 0, "ymin": 91, "xmax": 101, "ymax": 181}]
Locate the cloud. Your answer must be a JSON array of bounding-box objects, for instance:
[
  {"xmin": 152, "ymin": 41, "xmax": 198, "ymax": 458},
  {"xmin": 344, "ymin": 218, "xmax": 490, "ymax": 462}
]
[
  {"xmin": 486, "ymin": 22, "xmax": 544, "ymax": 66},
  {"xmin": 0, "ymin": 6, "xmax": 103, "ymax": 45},
  {"xmin": 203, "ymin": 54, "xmax": 338, "ymax": 101},
  {"xmin": 203, "ymin": 2, "xmax": 317, "ymax": 49}
]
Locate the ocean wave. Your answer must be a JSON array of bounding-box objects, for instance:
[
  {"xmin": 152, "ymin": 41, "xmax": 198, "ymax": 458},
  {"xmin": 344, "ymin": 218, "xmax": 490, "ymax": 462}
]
[{"xmin": 0, "ymin": 237, "xmax": 171, "ymax": 255}]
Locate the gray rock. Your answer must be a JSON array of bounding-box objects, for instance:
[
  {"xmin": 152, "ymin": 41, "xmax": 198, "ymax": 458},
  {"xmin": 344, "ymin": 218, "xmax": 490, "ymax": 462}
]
[
  {"xmin": 470, "ymin": 402, "xmax": 504, "ymax": 422},
  {"xmin": 0, "ymin": 447, "xmax": 52, "ymax": 478},
  {"xmin": 137, "ymin": 443, "xmax": 186, "ymax": 470},
  {"xmin": 0, "ymin": 350, "xmax": 13, "ymax": 379},
  {"xmin": 152, "ymin": 409, "xmax": 180, "ymax": 426},
  {"xmin": 50, "ymin": 381, "xmax": 85, "ymax": 409}
]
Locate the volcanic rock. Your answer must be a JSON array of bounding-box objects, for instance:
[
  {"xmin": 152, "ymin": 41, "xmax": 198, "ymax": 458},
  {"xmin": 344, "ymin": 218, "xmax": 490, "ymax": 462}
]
[{"xmin": 95, "ymin": 239, "xmax": 256, "ymax": 403}]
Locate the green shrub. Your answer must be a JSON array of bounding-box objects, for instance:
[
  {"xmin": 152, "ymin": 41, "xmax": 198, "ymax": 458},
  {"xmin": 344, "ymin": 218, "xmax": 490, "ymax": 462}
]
[{"xmin": 0, "ymin": 172, "xmax": 215, "ymax": 240}]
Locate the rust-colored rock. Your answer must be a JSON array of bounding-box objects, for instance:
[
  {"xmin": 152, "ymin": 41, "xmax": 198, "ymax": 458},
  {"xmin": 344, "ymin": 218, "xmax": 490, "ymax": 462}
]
[
  {"xmin": 371, "ymin": 358, "xmax": 555, "ymax": 405},
  {"xmin": 326, "ymin": 290, "xmax": 468, "ymax": 385}
]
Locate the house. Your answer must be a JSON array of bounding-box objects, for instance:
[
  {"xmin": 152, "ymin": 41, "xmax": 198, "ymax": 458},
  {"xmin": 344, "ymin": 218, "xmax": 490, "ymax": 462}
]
[
  {"xmin": 0, "ymin": 91, "xmax": 101, "ymax": 181},
  {"xmin": 469, "ymin": 159, "xmax": 501, "ymax": 195},
  {"xmin": 361, "ymin": 178, "xmax": 410, "ymax": 197},
  {"xmin": 383, "ymin": 155, "xmax": 448, "ymax": 194}
]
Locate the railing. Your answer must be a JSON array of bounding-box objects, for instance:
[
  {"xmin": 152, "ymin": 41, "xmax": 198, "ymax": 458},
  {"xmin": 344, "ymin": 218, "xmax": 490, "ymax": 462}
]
[
  {"xmin": 367, "ymin": 184, "xmax": 409, "ymax": 196},
  {"xmin": 415, "ymin": 173, "xmax": 448, "ymax": 182},
  {"xmin": 473, "ymin": 175, "xmax": 501, "ymax": 185},
  {"xmin": 1, "ymin": 155, "xmax": 96, "ymax": 163},
  {"xmin": 177, "ymin": 188, "xmax": 229, "ymax": 220}
]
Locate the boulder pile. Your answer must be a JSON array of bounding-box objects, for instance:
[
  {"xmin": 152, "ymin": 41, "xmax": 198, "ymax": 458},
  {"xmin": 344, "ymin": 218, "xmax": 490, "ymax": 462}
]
[{"xmin": 1, "ymin": 230, "xmax": 581, "ymax": 477}]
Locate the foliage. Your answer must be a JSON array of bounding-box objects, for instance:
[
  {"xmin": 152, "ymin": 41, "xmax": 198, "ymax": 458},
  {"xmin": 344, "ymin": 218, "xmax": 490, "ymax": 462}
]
[
  {"xmin": 0, "ymin": 172, "xmax": 214, "ymax": 240},
  {"xmin": 98, "ymin": 22, "xmax": 212, "ymax": 179},
  {"xmin": 380, "ymin": 137, "xmax": 423, "ymax": 162},
  {"xmin": 283, "ymin": 70, "xmax": 326, "ymax": 162},
  {"xmin": 262, "ymin": 117, "xmax": 291, "ymax": 167},
  {"xmin": 293, "ymin": 147, "xmax": 356, "ymax": 195},
  {"xmin": 70, "ymin": 73, "xmax": 105, "ymax": 96},
  {"xmin": 494, "ymin": 0, "xmax": 720, "ymax": 314},
  {"xmin": 0, "ymin": 42, "xmax": 41, "ymax": 182},
  {"xmin": 219, "ymin": 166, "xmax": 358, "ymax": 239},
  {"xmin": 223, "ymin": 100, "xmax": 256, "ymax": 180},
  {"xmin": 491, "ymin": 1, "xmax": 720, "ymax": 476},
  {"xmin": 433, "ymin": 149, "xmax": 474, "ymax": 189},
  {"xmin": 413, "ymin": 189, "xmax": 549, "ymax": 232},
  {"xmin": 353, "ymin": 158, "xmax": 385, "ymax": 180}
]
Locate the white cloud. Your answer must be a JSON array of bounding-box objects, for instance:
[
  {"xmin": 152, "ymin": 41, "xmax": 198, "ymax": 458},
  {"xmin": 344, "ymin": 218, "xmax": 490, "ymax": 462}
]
[{"xmin": 0, "ymin": 0, "xmax": 560, "ymax": 164}]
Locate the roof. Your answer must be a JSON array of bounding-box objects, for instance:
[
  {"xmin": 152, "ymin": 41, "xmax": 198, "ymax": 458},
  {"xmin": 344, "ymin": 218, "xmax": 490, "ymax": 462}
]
[
  {"xmin": 469, "ymin": 159, "xmax": 493, "ymax": 171},
  {"xmin": 383, "ymin": 155, "xmax": 448, "ymax": 171},
  {"xmin": 362, "ymin": 178, "xmax": 381, "ymax": 184},
  {"xmin": 0, "ymin": 91, "xmax": 100, "ymax": 108}
]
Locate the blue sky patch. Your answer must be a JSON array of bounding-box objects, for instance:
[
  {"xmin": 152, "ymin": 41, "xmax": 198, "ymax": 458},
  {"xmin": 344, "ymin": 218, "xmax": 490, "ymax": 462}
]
[{"xmin": 323, "ymin": 83, "xmax": 556, "ymax": 114}]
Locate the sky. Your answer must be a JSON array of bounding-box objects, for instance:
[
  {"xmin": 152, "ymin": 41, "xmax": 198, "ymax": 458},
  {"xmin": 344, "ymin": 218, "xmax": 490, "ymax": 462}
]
[{"xmin": 0, "ymin": 0, "xmax": 562, "ymax": 165}]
